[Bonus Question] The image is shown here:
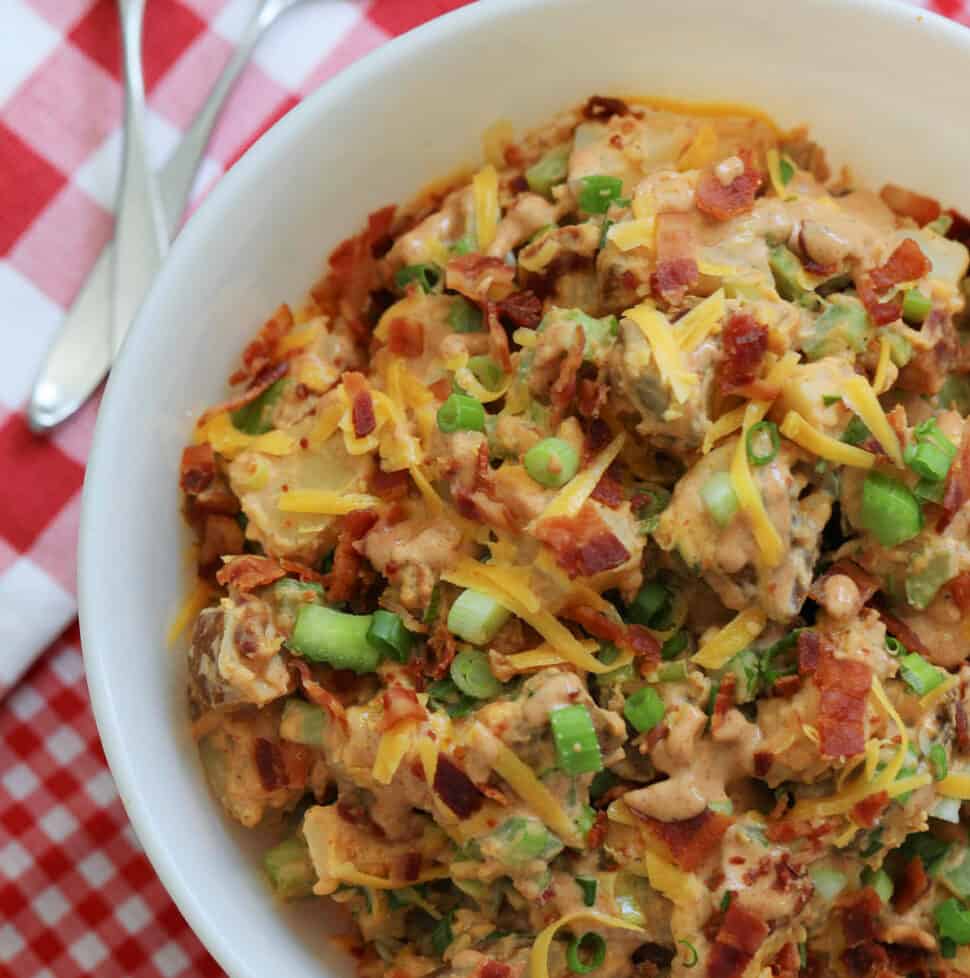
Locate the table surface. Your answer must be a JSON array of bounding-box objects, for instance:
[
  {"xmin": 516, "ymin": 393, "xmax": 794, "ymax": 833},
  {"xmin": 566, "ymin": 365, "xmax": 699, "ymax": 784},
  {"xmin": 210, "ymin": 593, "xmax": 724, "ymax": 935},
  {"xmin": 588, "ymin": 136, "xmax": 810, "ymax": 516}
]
[{"xmin": 1, "ymin": 0, "xmax": 967, "ymax": 976}]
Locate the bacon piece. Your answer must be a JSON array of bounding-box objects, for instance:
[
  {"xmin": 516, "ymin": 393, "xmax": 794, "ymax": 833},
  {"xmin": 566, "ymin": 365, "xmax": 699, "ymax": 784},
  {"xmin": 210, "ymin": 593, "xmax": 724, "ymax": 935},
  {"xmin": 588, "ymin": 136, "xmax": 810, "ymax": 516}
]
[
  {"xmin": 719, "ymin": 312, "xmax": 768, "ymax": 394},
  {"xmin": 651, "ymin": 212, "xmax": 699, "ymax": 304},
  {"xmin": 754, "ymin": 751, "xmax": 774, "ymax": 777},
  {"xmin": 535, "ymin": 503, "xmax": 630, "ymax": 578},
  {"xmin": 278, "ymin": 559, "xmax": 327, "ymax": 584},
  {"xmin": 479, "ymin": 963, "xmax": 512, "ymax": 978},
  {"xmin": 386, "ymin": 318, "xmax": 425, "ymax": 358},
  {"xmin": 290, "ymin": 660, "xmax": 349, "ymax": 732},
  {"xmin": 254, "ymin": 738, "xmax": 288, "ymax": 792},
  {"xmin": 938, "ymin": 423, "xmax": 970, "ymax": 531},
  {"xmin": 852, "ymin": 791, "xmax": 888, "ymax": 828},
  {"xmin": 770, "ymin": 943, "xmax": 800, "ymax": 978},
  {"xmin": 548, "ymin": 323, "xmax": 585, "ymax": 424},
  {"xmin": 814, "ymin": 649, "xmax": 870, "ymax": 758},
  {"xmin": 342, "ymin": 371, "xmax": 376, "ymax": 438},
  {"xmin": 876, "ymin": 609, "xmax": 929, "ymax": 656},
  {"xmin": 879, "ymin": 184, "xmax": 941, "ymax": 227},
  {"xmin": 586, "ymin": 810, "xmax": 608, "ymax": 849},
  {"xmin": 590, "ymin": 467, "xmax": 624, "ymax": 508},
  {"xmin": 562, "ymin": 605, "xmax": 660, "ymax": 670},
  {"xmin": 842, "ymin": 888, "xmax": 883, "ymax": 946},
  {"xmin": 841, "ymin": 942, "xmax": 889, "ymax": 978},
  {"xmin": 773, "ymin": 675, "xmax": 802, "ymax": 698},
  {"xmin": 583, "ymin": 95, "xmax": 630, "ymax": 119},
  {"xmin": 216, "ymin": 555, "xmax": 285, "ymax": 591},
  {"xmin": 869, "ymin": 239, "xmax": 931, "ymax": 293},
  {"xmin": 797, "ymin": 630, "xmax": 823, "ymax": 676},
  {"xmin": 893, "ymin": 856, "xmax": 929, "ymax": 914},
  {"xmin": 230, "ymin": 304, "xmax": 294, "ymax": 385},
  {"xmin": 484, "ymin": 300, "xmax": 512, "ymax": 371},
  {"xmin": 424, "ymin": 614, "xmax": 457, "ymax": 680},
  {"xmin": 712, "ymin": 674, "xmax": 737, "ymax": 733},
  {"xmin": 636, "ymin": 810, "xmax": 732, "ymax": 872},
  {"xmin": 433, "ymin": 754, "xmax": 484, "ymax": 817},
  {"xmin": 369, "ymin": 468, "xmax": 410, "ymax": 501},
  {"xmin": 855, "ymin": 273, "xmax": 903, "ymax": 326},
  {"xmin": 202, "ymin": 360, "xmax": 290, "ymax": 425},
  {"xmin": 948, "ymin": 572, "xmax": 970, "ymax": 614},
  {"xmin": 957, "ymin": 701, "xmax": 970, "ymax": 753},
  {"xmin": 326, "ymin": 509, "xmax": 379, "ymax": 604},
  {"xmin": 379, "ymin": 685, "xmax": 427, "ymax": 732},
  {"xmin": 577, "ymin": 378, "xmax": 607, "ymax": 418},
  {"xmin": 707, "ymin": 903, "xmax": 770, "ymax": 978},
  {"xmin": 627, "ymin": 625, "xmax": 661, "ymax": 673},
  {"xmin": 810, "ymin": 560, "xmax": 880, "ymax": 606},
  {"xmin": 198, "ymin": 514, "xmax": 245, "ymax": 569},
  {"xmin": 497, "ymin": 289, "xmax": 542, "ymax": 328},
  {"xmin": 446, "ymin": 254, "xmax": 516, "ymax": 302},
  {"xmin": 180, "ymin": 444, "xmax": 216, "ymax": 494},
  {"xmin": 696, "ymin": 149, "xmax": 763, "ymax": 222}
]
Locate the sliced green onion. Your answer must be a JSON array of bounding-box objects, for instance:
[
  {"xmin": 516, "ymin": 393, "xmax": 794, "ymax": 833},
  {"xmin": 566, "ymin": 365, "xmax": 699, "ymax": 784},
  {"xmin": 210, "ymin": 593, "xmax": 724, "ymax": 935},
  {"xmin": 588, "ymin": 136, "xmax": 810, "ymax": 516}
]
[
  {"xmin": 566, "ymin": 932, "xmax": 607, "ymax": 974},
  {"xmin": 565, "ymin": 309, "xmax": 619, "ymax": 360},
  {"xmin": 437, "ymin": 393, "xmax": 486, "ymax": 433},
  {"xmin": 289, "ymin": 606, "xmax": 379, "ymax": 672},
  {"xmin": 366, "ymin": 610, "xmax": 414, "ymax": 663},
  {"xmin": 627, "ymin": 580, "xmax": 671, "ymax": 629},
  {"xmin": 903, "ymin": 831, "xmax": 951, "ymax": 875},
  {"xmin": 905, "ymin": 440, "xmax": 954, "ymax": 482},
  {"xmin": 940, "ymin": 375, "xmax": 970, "ymax": 415},
  {"xmin": 526, "ymin": 145, "xmax": 570, "ymax": 198},
  {"xmin": 887, "ymin": 332, "xmax": 913, "ymax": 367},
  {"xmin": 657, "ymin": 661, "xmax": 688, "ymax": 683},
  {"xmin": 860, "ymin": 472, "xmax": 923, "ymax": 548},
  {"xmin": 426, "ymin": 678, "xmax": 476, "ymax": 718},
  {"xmin": 809, "ymin": 864, "xmax": 847, "ymax": 902},
  {"xmin": 624, "ymin": 686, "xmax": 665, "ymax": 734},
  {"xmin": 902, "ymin": 287, "xmax": 932, "ymax": 325},
  {"xmin": 448, "ymin": 296, "xmax": 484, "ymax": 333},
  {"xmin": 915, "ymin": 477, "xmax": 946, "ymax": 504},
  {"xmin": 550, "ymin": 704, "xmax": 603, "ymax": 775},
  {"xmin": 493, "ymin": 816, "xmax": 563, "ymax": 865},
  {"xmin": 805, "ymin": 299, "xmax": 871, "ymax": 360},
  {"xmin": 524, "ymin": 437, "xmax": 580, "ymax": 488},
  {"xmin": 778, "ymin": 156, "xmax": 795, "ymax": 186},
  {"xmin": 898, "ymin": 652, "xmax": 945, "ymax": 696},
  {"xmin": 661, "ymin": 631, "xmax": 689, "ymax": 661},
  {"xmin": 395, "ymin": 263, "xmax": 441, "ymax": 293},
  {"xmin": 720, "ymin": 891, "xmax": 733, "ymax": 912},
  {"xmin": 590, "ymin": 769, "xmax": 618, "ymax": 803},
  {"xmin": 935, "ymin": 898, "xmax": 970, "ymax": 945},
  {"xmin": 885, "ymin": 636, "xmax": 906, "ymax": 656},
  {"xmin": 576, "ymin": 876, "xmax": 598, "ymax": 907},
  {"xmin": 279, "ymin": 699, "xmax": 327, "ymax": 747},
  {"xmin": 944, "ymin": 851, "xmax": 970, "ymax": 899},
  {"xmin": 861, "ymin": 867, "xmax": 894, "ymax": 905},
  {"xmin": 678, "ymin": 941, "xmax": 699, "ymax": 968},
  {"xmin": 423, "ymin": 584, "xmax": 441, "ymax": 626},
  {"xmin": 450, "ymin": 232, "xmax": 476, "ymax": 256},
  {"xmin": 701, "ymin": 471, "xmax": 739, "ymax": 527},
  {"xmin": 842, "ymin": 415, "xmax": 872, "ymax": 447},
  {"xmin": 746, "ymin": 421, "xmax": 780, "ymax": 466},
  {"xmin": 263, "ymin": 835, "xmax": 315, "ymax": 899},
  {"xmin": 466, "ymin": 355, "xmax": 504, "ymax": 392},
  {"xmin": 447, "ymin": 589, "xmax": 511, "ymax": 645},
  {"xmin": 728, "ymin": 647, "xmax": 762, "ymax": 703},
  {"xmin": 578, "ymin": 175, "xmax": 626, "ymax": 214},
  {"xmin": 929, "ymin": 744, "xmax": 949, "ymax": 782},
  {"xmin": 450, "ymin": 648, "xmax": 503, "ymax": 699},
  {"xmin": 231, "ymin": 378, "xmax": 286, "ymax": 435},
  {"xmin": 941, "ymin": 937, "xmax": 958, "ymax": 959}
]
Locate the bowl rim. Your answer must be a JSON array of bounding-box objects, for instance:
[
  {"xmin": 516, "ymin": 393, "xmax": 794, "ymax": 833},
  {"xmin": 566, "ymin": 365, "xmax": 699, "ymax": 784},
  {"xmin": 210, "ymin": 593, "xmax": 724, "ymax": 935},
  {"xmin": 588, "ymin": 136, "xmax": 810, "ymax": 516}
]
[{"xmin": 79, "ymin": 0, "xmax": 970, "ymax": 975}]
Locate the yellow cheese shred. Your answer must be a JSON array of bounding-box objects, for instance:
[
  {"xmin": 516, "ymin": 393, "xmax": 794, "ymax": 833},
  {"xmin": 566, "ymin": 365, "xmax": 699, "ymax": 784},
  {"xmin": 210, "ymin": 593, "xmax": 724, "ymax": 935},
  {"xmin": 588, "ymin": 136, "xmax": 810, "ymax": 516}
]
[
  {"xmin": 937, "ymin": 773, "xmax": 970, "ymax": 800},
  {"xmin": 195, "ymin": 412, "xmax": 296, "ymax": 459},
  {"xmin": 538, "ymin": 433, "xmax": 625, "ymax": 521},
  {"xmin": 731, "ymin": 402, "xmax": 784, "ymax": 567},
  {"xmin": 873, "ymin": 335, "xmax": 893, "ymax": 394},
  {"xmin": 278, "ymin": 490, "xmax": 379, "ymax": 515},
  {"xmin": 372, "ymin": 720, "xmax": 419, "ymax": 785},
  {"xmin": 702, "ymin": 405, "xmax": 746, "ymax": 455},
  {"xmin": 276, "ymin": 320, "xmax": 323, "ymax": 355},
  {"xmin": 624, "ymin": 302, "xmax": 697, "ymax": 404},
  {"xmin": 607, "ymin": 218, "xmax": 656, "ymax": 252},
  {"xmin": 309, "ymin": 402, "xmax": 344, "ymax": 447},
  {"xmin": 842, "ymin": 374, "xmax": 903, "ymax": 466},
  {"xmin": 677, "ymin": 123, "xmax": 718, "ymax": 171},
  {"xmin": 482, "ymin": 119, "xmax": 514, "ymax": 167},
  {"xmin": 329, "ymin": 862, "xmax": 450, "ymax": 891},
  {"xmin": 166, "ymin": 578, "xmax": 213, "ymax": 646},
  {"xmin": 920, "ymin": 672, "xmax": 959, "ymax": 712},
  {"xmin": 530, "ymin": 911, "xmax": 644, "ymax": 978},
  {"xmin": 693, "ymin": 606, "xmax": 767, "ymax": 670},
  {"xmin": 676, "ymin": 289, "xmax": 726, "ymax": 352},
  {"xmin": 780, "ymin": 411, "xmax": 876, "ymax": 468},
  {"xmin": 492, "ymin": 743, "xmax": 582, "ymax": 848},
  {"xmin": 644, "ymin": 851, "xmax": 703, "ymax": 909},
  {"xmin": 409, "ymin": 465, "xmax": 444, "ymax": 514},
  {"xmin": 473, "ymin": 163, "xmax": 500, "ymax": 251}
]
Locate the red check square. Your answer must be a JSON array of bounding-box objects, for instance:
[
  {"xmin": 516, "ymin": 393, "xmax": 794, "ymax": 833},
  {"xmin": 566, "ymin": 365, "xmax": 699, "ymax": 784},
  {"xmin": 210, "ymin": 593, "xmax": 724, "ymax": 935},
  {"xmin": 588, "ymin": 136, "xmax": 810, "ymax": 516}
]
[{"xmin": 0, "ymin": 415, "xmax": 85, "ymax": 553}]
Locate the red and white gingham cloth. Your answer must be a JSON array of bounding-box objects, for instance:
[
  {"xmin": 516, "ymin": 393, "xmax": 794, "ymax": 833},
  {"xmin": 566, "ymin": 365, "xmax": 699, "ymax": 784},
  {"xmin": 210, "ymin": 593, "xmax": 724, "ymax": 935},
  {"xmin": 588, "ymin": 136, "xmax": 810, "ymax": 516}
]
[{"xmin": 1, "ymin": 0, "xmax": 969, "ymax": 975}]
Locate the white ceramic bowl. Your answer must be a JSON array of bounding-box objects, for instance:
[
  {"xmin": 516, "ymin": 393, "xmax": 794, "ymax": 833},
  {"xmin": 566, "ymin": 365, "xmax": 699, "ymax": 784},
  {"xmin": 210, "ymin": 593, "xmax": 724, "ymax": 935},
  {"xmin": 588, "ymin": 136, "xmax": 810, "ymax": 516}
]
[{"xmin": 80, "ymin": 1, "xmax": 970, "ymax": 975}]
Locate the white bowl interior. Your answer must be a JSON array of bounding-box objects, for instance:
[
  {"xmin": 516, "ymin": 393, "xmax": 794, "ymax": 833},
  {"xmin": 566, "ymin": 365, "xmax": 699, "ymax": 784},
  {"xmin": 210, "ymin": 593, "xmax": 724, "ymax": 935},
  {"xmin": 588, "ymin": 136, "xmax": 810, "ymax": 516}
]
[{"xmin": 80, "ymin": 1, "xmax": 970, "ymax": 976}]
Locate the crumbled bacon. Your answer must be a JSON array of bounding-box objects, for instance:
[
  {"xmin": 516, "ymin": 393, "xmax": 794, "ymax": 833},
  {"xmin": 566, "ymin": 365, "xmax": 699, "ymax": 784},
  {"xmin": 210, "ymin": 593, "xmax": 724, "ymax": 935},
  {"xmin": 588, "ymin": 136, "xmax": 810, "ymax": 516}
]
[
  {"xmin": 636, "ymin": 810, "xmax": 732, "ymax": 872},
  {"xmin": 549, "ymin": 325, "xmax": 585, "ymax": 424},
  {"xmin": 719, "ymin": 312, "xmax": 768, "ymax": 394},
  {"xmin": 810, "ymin": 560, "xmax": 880, "ymax": 606},
  {"xmin": 841, "ymin": 942, "xmax": 889, "ymax": 978},
  {"xmin": 202, "ymin": 360, "xmax": 290, "ymax": 425},
  {"xmin": 446, "ymin": 254, "xmax": 516, "ymax": 302},
  {"xmin": 586, "ymin": 810, "xmax": 609, "ymax": 848},
  {"xmin": 180, "ymin": 444, "xmax": 216, "ymax": 495},
  {"xmin": 577, "ymin": 378, "xmax": 607, "ymax": 418},
  {"xmin": 946, "ymin": 208, "xmax": 970, "ymax": 249},
  {"xmin": 535, "ymin": 503, "xmax": 630, "ymax": 578},
  {"xmin": 814, "ymin": 648, "xmax": 871, "ymax": 758},
  {"xmin": 198, "ymin": 514, "xmax": 244, "ymax": 569},
  {"xmin": 379, "ymin": 685, "xmax": 427, "ymax": 732},
  {"xmin": 869, "ymin": 238, "xmax": 931, "ymax": 293},
  {"xmin": 590, "ymin": 467, "xmax": 624, "ymax": 508},
  {"xmin": 433, "ymin": 754, "xmax": 484, "ymax": 818},
  {"xmin": 876, "ymin": 609, "xmax": 929, "ymax": 656},
  {"xmin": 754, "ymin": 751, "xmax": 774, "ymax": 777},
  {"xmin": 852, "ymin": 791, "xmax": 888, "ymax": 828},
  {"xmin": 254, "ymin": 738, "xmax": 288, "ymax": 792},
  {"xmin": 651, "ymin": 212, "xmax": 699, "ymax": 304},
  {"xmin": 879, "ymin": 184, "xmax": 941, "ymax": 227},
  {"xmin": 938, "ymin": 423, "xmax": 970, "ymax": 531},
  {"xmin": 855, "ymin": 272, "xmax": 903, "ymax": 326},
  {"xmin": 563, "ymin": 605, "xmax": 661, "ymax": 670},
  {"xmin": 892, "ymin": 857, "xmax": 929, "ymax": 914},
  {"xmin": 290, "ymin": 660, "xmax": 349, "ymax": 732},
  {"xmin": 712, "ymin": 674, "xmax": 737, "ymax": 732},
  {"xmin": 797, "ymin": 630, "xmax": 824, "ymax": 676},
  {"xmin": 424, "ymin": 614, "xmax": 457, "ymax": 680},
  {"xmin": 230, "ymin": 305, "xmax": 294, "ymax": 385},
  {"xmin": 842, "ymin": 888, "xmax": 883, "ymax": 947},
  {"xmin": 478, "ymin": 962, "xmax": 512, "ymax": 978},
  {"xmin": 583, "ymin": 95, "xmax": 630, "ymax": 119},
  {"xmin": 342, "ymin": 371, "xmax": 376, "ymax": 438},
  {"xmin": 497, "ymin": 289, "xmax": 543, "ymax": 328},
  {"xmin": 696, "ymin": 149, "xmax": 763, "ymax": 221},
  {"xmin": 957, "ymin": 702, "xmax": 970, "ymax": 753},
  {"xmin": 326, "ymin": 509, "xmax": 379, "ymax": 604},
  {"xmin": 386, "ymin": 318, "xmax": 425, "ymax": 358},
  {"xmin": 484, "ymin": 299, "xmax": 513, "ymax": 371},
  {"xmin": 215, "ymin": 555, "xmax": 285, "ymax": 591},
  {"xmin": 772, "ymin": 675, "xmax": 802, "ymax": 698},
  {"xmin": 278, "ymin": 559, "xmax": 327, "ymax": 584},
  {"xmin": 369, "ymin": 467, "xmax": 410, "ymax": 501},
  {"xmin": 948, "ymin": 572, "xmax": 970, "ymax": 613},
  {"xmin": 770, "ymin": 943, "xmax": 801, "ymax": 978},
  {"xmin": 707, "ymin": 902, "xmax": 770, "ymax": 978}
]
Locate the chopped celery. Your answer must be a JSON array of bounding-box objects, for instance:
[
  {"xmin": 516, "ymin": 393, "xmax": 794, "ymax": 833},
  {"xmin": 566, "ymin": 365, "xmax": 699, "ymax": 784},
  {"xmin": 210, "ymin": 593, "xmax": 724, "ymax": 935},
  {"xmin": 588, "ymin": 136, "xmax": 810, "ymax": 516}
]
[
  {"xmin": 263, "ymin": 835, "xmax": 316, "ymax": 900},
  {"xmin": 447, "ymin": 589, "xmax": 511, "ymax": 645},
  {"xmin": 289, "ymin": 606, "xmax": 380, "ymax": 672},
  {"xmin": 809, "ymin": 863, "xmax": 847, "ymax": 901},
  {"xmin": 492, "ymin": 816, "xmax": 563, "ymax": 866},
  {"xmin": 899, "ymin": 652, "xmax": 945, "ymax": 696},
  {"xmin": 280, "ymin": 699, "xmax": 327, "ymax": 747},
  {"xmin": 905, "ymin": 550, "xmax": 955, "ymax": 610},
  {"xmin": 769, "ymin": 245, "xmax": 807, "ymax": 301},
  {"xmin": 861, "ymin": 867, "xmax": 894, "ymax": 905},
  {"xmin": 805, "ymin": 299, "xmax": 870, "ymax": 360},
  {"xmin": 944, "ymin": 851, "xmax": 970, "ymax": 899},
  {"xmin": 526, "ymin": 145, "xmax": 570, "ymax": 198}
]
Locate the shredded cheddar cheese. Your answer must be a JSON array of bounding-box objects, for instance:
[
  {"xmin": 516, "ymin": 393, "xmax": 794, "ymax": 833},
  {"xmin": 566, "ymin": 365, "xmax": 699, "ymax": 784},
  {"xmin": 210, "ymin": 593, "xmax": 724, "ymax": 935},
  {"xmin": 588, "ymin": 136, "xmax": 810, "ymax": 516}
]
[
  {"xmin": 677, "ymin": 123, "xmax": 718, "ymax": 171},
  {"xmin": 644, "ymin": 851, "xmax": 702, "ymax": 909},
  {"xmin": 842, "ymin": 375, "xmax": 903, "ymax": 466},
  {"xmin": 676, "ymin": 289, "xmax": 726, "ymax": 352},
  {"xmin": 538, "ymin": 433, "xmax": 625, "ymax": 522},
  {"xmin": 473, "ymin": 163, "xmax": 500, "ymax": 251},
  {"xmin": 731, "ymin": 402, "xmax": 784, "ymax": 566},
  {"xmin": 938, "ymin": 773, "xmax": 970, "ymax": 800},
  {"xmin": 530, "ymin": 911, "xmax": 644, "ymax": 978},
  {"xmin": 780, "ymin": 411, "xmax": 876, "ymax": 468},
  {"xmin": 166, "ymin": 578, "xmax": 212, "ymax": 646},
  {"xmin": 278, "ymin": 490, "xmax": 378, "ymax": 515},
  {"xmin": 693, "ymin": 606, "xmax": 767, "ymax": 669},
  {"xmin": 873, "ymin": 335, "xmax": 893, "ymax": 394},
  {"xmin": 624, "ymin": 302, "xmax": 697, "ymax": 404},
  {"xmin": 702, "ymin": 405, "xmax": 746, "ymax": 454},
  {"xmin": 607, "ymin": 218, "xmax": 656, "ymax": 252},
  {"xmin": 372, "ymin": 720, "xmax": 419, "ymax": 785},
  {"xmin": 195, "ymin": 412, "xmax": 296, "ymax": 459}
]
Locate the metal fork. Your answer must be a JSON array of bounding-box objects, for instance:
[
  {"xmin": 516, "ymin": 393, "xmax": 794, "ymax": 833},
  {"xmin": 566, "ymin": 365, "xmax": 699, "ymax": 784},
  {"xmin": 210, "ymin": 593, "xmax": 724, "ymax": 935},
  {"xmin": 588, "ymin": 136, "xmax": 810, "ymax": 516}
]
[{"xmin": 28, "ymin": 0, "xmax": 307, "ymax": 433}]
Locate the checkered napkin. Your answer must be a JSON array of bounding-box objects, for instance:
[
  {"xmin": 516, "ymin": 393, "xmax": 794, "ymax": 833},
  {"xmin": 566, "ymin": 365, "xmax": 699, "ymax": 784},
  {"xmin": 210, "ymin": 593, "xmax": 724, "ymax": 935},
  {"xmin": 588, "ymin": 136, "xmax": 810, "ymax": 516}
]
[{"xmin": 0, "ymin": 0, "xmax": 967, "ymax": 976}]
